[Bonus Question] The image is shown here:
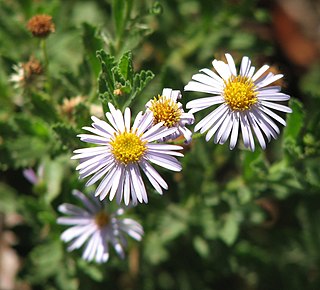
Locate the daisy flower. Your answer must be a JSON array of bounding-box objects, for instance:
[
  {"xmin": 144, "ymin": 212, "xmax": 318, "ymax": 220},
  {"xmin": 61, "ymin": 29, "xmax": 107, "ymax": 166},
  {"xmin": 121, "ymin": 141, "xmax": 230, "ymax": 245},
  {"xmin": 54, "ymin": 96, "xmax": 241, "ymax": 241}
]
[
  {"xmin": 72, "ymin": 103, "xmax": 183, "ymax": 205},
  {"xmin": 184, "ymin": 53, "xmax": 292, "ymax": 151},
  {"xmin": 145, "ymin": 88, "xmax": 194, "ymax": 143},
  {"xmin": 57, "ymin": 190, "xmax": 143, "ymax": 263}
]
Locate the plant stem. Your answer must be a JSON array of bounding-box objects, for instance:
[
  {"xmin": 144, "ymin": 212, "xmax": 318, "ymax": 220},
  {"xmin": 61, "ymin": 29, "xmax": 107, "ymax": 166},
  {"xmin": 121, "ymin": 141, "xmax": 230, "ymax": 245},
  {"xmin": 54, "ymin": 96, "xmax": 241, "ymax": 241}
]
[{"xmin": 40, "ymin": 39, "xmax": 49, "ymax": 69}]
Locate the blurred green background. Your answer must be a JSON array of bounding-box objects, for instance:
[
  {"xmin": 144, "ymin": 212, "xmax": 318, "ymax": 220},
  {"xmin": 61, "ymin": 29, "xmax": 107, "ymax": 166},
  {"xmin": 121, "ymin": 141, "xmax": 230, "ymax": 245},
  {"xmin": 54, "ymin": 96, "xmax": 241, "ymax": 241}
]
[{"xmin": 0, "ymin": 0, "xmax": 320, "ymax": 289}]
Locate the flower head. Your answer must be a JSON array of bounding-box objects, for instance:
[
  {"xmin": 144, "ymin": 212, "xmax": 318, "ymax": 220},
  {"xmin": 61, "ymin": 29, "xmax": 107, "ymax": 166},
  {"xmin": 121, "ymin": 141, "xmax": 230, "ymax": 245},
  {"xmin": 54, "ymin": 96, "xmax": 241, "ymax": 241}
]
[
  {"xmin": 60, "ymin": 96, "xmax": 85, "ymax": 120},
  {"xmin": 184, "ymin": 53, "xmax": 292, "ymax": 151},
  {"xmin": 146, "ymin": 88, "xmax": 194, "ymax": 143},
  {"xmin": 72, "ymin": 103, "xmax": 183, "ymax": 205},
  {"xmin": 10, "ymin": 57, "xmax": 43, "ymax": 89},
  {"xmin": 27, "ymin": 14, "xmax": 55, "ymax": 38},
  {"xmin": 57, "ymin": 190, "xmax": 143, "ymax": 263},
  {"xmin": 23, "ymin": 165, "xmax": 44, "ymax": 185}
]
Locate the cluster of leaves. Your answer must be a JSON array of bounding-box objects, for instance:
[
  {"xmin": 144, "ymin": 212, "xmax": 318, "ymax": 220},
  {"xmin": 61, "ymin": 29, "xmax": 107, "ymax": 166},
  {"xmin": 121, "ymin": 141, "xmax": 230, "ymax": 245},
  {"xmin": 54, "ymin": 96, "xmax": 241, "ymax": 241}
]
[{"xmin": 0, "ymin": 0, "xmax": 320, "ymax": 290}]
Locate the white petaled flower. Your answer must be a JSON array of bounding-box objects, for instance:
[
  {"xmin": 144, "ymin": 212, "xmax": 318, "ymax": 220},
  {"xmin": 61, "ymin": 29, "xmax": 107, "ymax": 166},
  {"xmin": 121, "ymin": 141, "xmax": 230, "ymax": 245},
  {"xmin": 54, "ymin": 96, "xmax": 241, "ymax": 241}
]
[
  {"xmin": 57, "ymin": 190, "xmax": 143, "ymax": 263},
  {"xmin": 184, "ymin": 53, "xmax": 292, "ymax": 151},
  {"xmin": 145, "ymin": 88, "xmax": 194, "ymax": 143},
  {"xmin": 9, "ymin": 64, "xmax": 25, "ymax": 89},
  {"xmin": 72, "ymin": 103, "xmax": 183, "ymax": 205}
]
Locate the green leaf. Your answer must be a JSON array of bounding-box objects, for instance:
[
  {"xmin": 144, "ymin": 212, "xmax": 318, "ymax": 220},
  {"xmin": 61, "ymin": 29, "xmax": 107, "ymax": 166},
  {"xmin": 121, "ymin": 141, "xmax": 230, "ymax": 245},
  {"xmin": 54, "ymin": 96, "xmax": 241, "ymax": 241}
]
[
  {"xmin": 284, "ymin": 98, "xmax": 304, "ymax": 141},
  {"xmin": 193, "ymin": 236, "xmax": 210, "ymax": 258},
  {"xmin": 73, "ymin": 102, "xmax": 91, "ymax": 128},
  {"xmin": 97, "ymin": 49, "xmax": 154, "ymax": 110},
  {"xmin": 219, "ymin": 212, "xmax": 239, "ymax": 246},
  {"xmin": 282, "ymin": 99, "xmax": 304, "ymax": 158},
  {"xmin": 82, "ymin": 23, "xmax": 103, "ymax": 78},
  {"xmin": 77, "ymin": 259, "xmax": 103, "ymax": 282},
  {"xmin": 113, "ymin": 0, "xmax": 126, "ymax": 36},
  {"xmin": 52, "ymin": 123, "xmax": 82, "ymax": 151},
  {"xmin": 43, "ymin": 157, "xmax": 66, "ymax": 204},
  {"xmin": 144, "ymin": 232, "xmax": 168, "ymax": 265},
  {"xmin": 242, "ymin": 149, "xmax": 267, "ymax": 181},
  {"xmin": 97, "ymin": 49, "xmax": 116, "ymax": 94},
  {"xmin": 14, "ymin": 115, "xmax": 50, "ymax": 138},
  {"xmin": 300, "ymin": 64, "xmax": 320, "ymax": 99},
  {"xmin": 118, "ymin": 51, "xmax": 133, "ymax": 82},
  {"xmin": 96, "ymin": 50, "xmax": 117, "ymax": 106},
  {"xmin": 0, "ymin": 182, "xmax": 17, "ymax": 213},
  {"xmin": 28, "ymin": 240, "xmax": 63, "ymax": 283},
  {"xmin": 122, "ymin": 69, "xmax": 154, "ymax": 108},
  {"xmin": 132, "ymin": 69, "xmax": 154, "ymax": 93},
  {"xmin": 30, "ymin": 93, "xmax": 58, "ymax": 123},
  {"xmin": 9, "ymin": 136, "xmax": 49, "ymax": 168}
]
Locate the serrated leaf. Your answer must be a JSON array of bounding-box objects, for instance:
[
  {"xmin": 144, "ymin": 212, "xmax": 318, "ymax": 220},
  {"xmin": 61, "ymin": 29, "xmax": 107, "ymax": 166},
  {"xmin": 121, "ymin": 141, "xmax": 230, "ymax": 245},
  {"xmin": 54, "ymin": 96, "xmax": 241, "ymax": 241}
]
[
  {"xmin": 96, "ymin": 49, "xmax": 116, "ymax": 94},
  {"xmin": 97, "ymin": 49, "xmax": 154, "ymax": 110},
  {"xmin": 73, "ymin": 102, "xmax": 91, "ymax": 128},
  {"xmin": 118, "ymin": 51, "xmax": 133, "ymax": 82},
  {"xmin": 99, "ymin": 91, "xmax": 114, "ymax": 108},
  {"xmin": 82, "ymin": 22, "xmax": 103, "ymax": 78},
  {"xmin": 14, "ymin": 115, "xmax": 50, "ymax": 138},
  {"xmin": 133, "ymin": 70, "xmax": 154, "ymax": 93},
  {"xmin": 52, "ymin": 123, "xmax": 82, "ymax": 151},
  {"xmin": 30, "ymin": 93, "xmax": 58, "ymax": 123},
  {"xmin": 9, "ymin": 136, "xmax": 49, "ymax": 168}
]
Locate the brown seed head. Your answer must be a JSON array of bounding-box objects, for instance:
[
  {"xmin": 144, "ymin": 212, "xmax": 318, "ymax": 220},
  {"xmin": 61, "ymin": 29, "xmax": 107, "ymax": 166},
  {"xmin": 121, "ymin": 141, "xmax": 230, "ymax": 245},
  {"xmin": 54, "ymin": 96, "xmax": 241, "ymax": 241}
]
[
  {"xmin": 27, "ymin": 14, "xmax": 55, "ymax": 38},
  {"xmin": 23, "ymin": 57, "xmax": 43, "ymax": 79}
]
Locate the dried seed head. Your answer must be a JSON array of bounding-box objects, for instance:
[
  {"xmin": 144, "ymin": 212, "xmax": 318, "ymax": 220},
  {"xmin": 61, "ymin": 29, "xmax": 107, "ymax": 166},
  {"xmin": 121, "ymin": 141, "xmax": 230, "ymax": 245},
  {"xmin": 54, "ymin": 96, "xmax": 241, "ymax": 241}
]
[
  {"xmin": 60, "ymin": 96, "xmax": 85, "ymax": 118},
  {"xmin": 23, "ymin": 56, "xmax": 43, "ymax": 79},
  {"xmin": 27, "ymin": 14, "xmax": 55, "ymax": 38},
  {"xmin": 10, "ymin": 56, "xmax": 43, "ymax": 89}
]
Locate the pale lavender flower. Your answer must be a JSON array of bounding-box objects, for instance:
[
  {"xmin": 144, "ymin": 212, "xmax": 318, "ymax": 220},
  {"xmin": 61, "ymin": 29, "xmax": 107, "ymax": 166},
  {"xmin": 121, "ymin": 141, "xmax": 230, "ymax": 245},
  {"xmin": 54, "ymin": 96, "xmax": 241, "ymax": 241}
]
[
  {"xmin": 72, "ymin": 103, "xmax": 183, "ymax": 206},
  {"xmin": 185, "ymin": 53, "xmax": 292, "ymax": 151},
  {"xmin": 57, "ymin": 190, "xmax": 143, "ymax": 263},
  {"xmin": 23, "ymin": 165, "xmax": 44, "ymax": 185},
  {"xmin": 145, "ymin": 88, "xmax": 194, "ymax": 143}
]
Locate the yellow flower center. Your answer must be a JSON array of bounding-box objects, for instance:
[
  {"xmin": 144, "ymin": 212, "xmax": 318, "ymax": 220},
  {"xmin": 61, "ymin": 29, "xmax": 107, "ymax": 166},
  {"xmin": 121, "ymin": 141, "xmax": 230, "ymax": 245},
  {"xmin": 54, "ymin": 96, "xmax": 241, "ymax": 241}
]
[
  {"xmin": 94, "ymin": 211, "xmax": 110, "ymax": 228},
  {"xmin": 149, "ymin": 95, "xmax": 181, "ymax": 127},
  {"xmin": 223, "ymin": 76, "xmax": 257, "ymax": 111},
  {"xmin": 110, "ymin": 131, "xmax": 147, "ymax": 164}
]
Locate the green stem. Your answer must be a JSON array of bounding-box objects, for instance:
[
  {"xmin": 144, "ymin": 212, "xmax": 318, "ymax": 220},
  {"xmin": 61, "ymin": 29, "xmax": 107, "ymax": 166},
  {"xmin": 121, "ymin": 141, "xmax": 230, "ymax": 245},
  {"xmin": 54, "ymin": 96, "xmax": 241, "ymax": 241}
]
[
  {"xmin": 122, "ymin": 91, "xmax": 137, "ymax": 111},
  {"xmin": 40, "ymin": 39, "xmax": 49, "ymax": 69},
  {"xmin": 40, "ymin": 38, "xmax": 52, "ymax": 93}
]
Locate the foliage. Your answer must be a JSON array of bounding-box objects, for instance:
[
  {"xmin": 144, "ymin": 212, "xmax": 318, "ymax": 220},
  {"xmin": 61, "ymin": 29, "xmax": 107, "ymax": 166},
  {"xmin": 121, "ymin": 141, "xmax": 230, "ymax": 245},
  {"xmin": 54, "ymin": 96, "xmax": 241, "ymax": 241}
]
[{"xmin": 0, "ymin": 0, "xmax": 320, "ymax": 289}]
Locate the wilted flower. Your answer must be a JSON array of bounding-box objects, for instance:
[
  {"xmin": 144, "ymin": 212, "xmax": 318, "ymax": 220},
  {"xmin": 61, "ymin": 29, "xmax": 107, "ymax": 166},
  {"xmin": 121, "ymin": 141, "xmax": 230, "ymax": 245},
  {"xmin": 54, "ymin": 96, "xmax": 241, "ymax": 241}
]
[
  {"xmin": 23, "ymin": 165, "xmax": 47, "ymax": 195},
  {"xmin": 60, "ymin": 96, "xmax": 85, "ymax": 119},
  {"xmin": 146, "ymin": 88, "xmax": 194, "ymax": 143},
  {"xmin": 72, "ymin": 103, "xmax": 183, "ymax": 205},
  {"xmin": 185, "ymin": 53, "xmax": 292, "ymax": 151},
  {"xmin": 57, "ymin": 190, "xmax": 143, "ymax": 263},
  {"xmin": 23, "ymin": 165, "xmax": 44, "ymax": 185},
  {"xmin": 10, "ymin": 57, "xmax": 43, "ymax": 89},
  {"xmin": 27, "ymin": 14, "xmax": 55, "ymax": 38}
]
